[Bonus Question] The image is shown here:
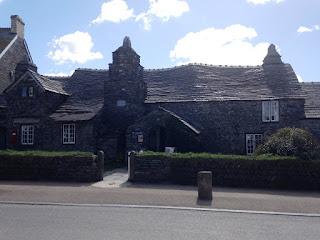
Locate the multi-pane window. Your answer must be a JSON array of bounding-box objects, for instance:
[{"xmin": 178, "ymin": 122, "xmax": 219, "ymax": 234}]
[
  {"xmin": 63, "ymin": 124, "xmax": 75, "ymax": 144},
  {"xmin": 29, "ymin": 87, "xmax": 33, "ymax": 97},
  {"xmin": 21, "ymin": 125, "xmax": 34, "ymax": 145},
  {"xmin": 246, "ymin": 134, "xmax": 262, "ymax": 155},
  {"xmin": 262, "ymin": 100, "xmax": 279, "ymax": 122}
]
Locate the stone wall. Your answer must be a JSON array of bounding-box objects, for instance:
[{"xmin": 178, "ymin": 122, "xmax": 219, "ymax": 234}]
[
  {"xmin": 130, "ymin": 154, "xmax": 320, "ymax": 190},
  {"xmin": 127, "ymin": 99, "xmax": 305, "ymax": 155},
  {"xmin": 0, "ymin": 152, "xmax": 104, "ymax": 182}
]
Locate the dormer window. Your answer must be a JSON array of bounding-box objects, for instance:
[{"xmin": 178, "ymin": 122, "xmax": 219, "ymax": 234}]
[
  {"xmin": 21, "ymin": 87, "xmax": 27, "ymax": 97},
  {"xmin": 262, "ymin": 100, "xmax": 279, "ymax": 122},
  {"xmin": 29, "ymin": 87, "xmax": 33, "ymax": 97}
]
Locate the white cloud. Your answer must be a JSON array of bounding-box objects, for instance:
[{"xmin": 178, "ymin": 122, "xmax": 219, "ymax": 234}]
[
  {"xmin": 247, "ymin": 0, "xmax": 284, "ymax": 4},
  {"xmin": 44, "ymin": 70, "xmax": 75, "ymax": 77},
  {"xmin": 48, "ymin": 31, "xmax": 103, "ymax": 64},
  {"xmin": 297, "ymin": 25, "xmax": 320, "ymax": 33},
  {"xmin": 136, "ymin": 0, "xmax": 189, "ymax": 30},
  {"xmin": 297, "ymin": 26, "xmax": 313, "ymax": 33},
  {"xmin": 45, "ymin": 72, "xmax": 69, "ymax": 77},
  {"xmin": 92, "ymin": 0, "xmax": 134, "ymax": 24},
  {"xmin": 170, "ymin": 24, "xmax": 270, "ymax": 66},
  {"xmin": 296, "ymin": 74, "xmax": 303, "ymax": 82}
]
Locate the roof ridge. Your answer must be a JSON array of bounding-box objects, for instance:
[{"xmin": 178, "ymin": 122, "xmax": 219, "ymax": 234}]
[
  {"xmin": 75, "ymin": 68, "xmax": 108, "ymax": 72},
  {"xmin": 145, "ymin": 63, "xmax": 262, "ymax": 72}
]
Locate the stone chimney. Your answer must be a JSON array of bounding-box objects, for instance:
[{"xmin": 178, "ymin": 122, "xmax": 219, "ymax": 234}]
[
  {"xmin": 11, "ymin": 15, "xmax": 25, "ymax": 39},
  {"xmin": 263, "ymin": 44, "xmax": 283, "ymax": 66}
]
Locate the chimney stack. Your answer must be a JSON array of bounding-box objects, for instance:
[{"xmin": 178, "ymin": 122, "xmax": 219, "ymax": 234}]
[{"xmin": 11, "ymin": 15, "xmax": 25, "ymax": 39}]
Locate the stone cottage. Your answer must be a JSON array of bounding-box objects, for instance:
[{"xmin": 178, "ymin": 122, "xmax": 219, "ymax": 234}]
[{"xmin": 1, "ymin": 15, "xmax": 320, "ymax": 159}]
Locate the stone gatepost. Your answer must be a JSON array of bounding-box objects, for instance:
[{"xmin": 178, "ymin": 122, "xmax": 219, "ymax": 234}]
[
  {"xmin": 198, "ymin": 171, "xmax": 212, "ymax": 200},
  {"xmin": 128, "ymin": 151, "xmax": 135, "ymax": 182}
]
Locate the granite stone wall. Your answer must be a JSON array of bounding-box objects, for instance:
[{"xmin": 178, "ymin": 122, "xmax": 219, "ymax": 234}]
[
  {"xmin": 130, "ymin": 154, "xmax": 320, "ymax": 190},
  {"xmin": 0, "ymin": 152, "xmax": 104, "ymax": 182}
]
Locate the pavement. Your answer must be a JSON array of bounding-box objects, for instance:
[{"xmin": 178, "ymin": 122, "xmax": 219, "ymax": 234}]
[{"xmin": 1, "ymin": 168, "xmax": 320, "ymax": 215}]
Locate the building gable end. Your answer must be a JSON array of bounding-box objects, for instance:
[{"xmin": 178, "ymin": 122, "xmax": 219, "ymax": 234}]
[{"xmin": 4, "ymin": 71, "xmax": 45, "ymax": 94}]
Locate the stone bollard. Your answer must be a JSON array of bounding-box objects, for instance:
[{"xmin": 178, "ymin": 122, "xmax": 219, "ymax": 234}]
[
  {"xmin": 198, "ymin": 171, "xmax": 212, "ymax": 200},
  {"xmin": 128, "ymin": 151, "xmax": 135, "ymax": 182},
  {"xmin": 96, "ymin": 151, "xmax": 105, "ymax": 181}
]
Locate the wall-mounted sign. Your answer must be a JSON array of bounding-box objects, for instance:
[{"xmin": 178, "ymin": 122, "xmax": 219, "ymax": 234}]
[
  {"xmin": 117, "ymin": 100, "xmax": 126, "ymax": 107},
  {"xmin": 132, "ymin": 131, "xmax": 143, "ymax": 143}
]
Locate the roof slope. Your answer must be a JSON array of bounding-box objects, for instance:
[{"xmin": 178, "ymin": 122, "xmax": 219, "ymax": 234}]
[
  {"xmin": 30, "ymin": 70, "xmax": 68, "ymax": 95},
  {"xmin": 0, "ymin": 28, "xmax": 15, "ymax": 55},
  {"xmin": 144, "ymin": 64, "xmax": 305, "ymax": 103},
  {"xmin": 49, "ymin": 69, "xmax": 107, "ymax": 121},
  {"xmin": 301, "ymin": 82, "xmax": 320, "ymax": 118}
]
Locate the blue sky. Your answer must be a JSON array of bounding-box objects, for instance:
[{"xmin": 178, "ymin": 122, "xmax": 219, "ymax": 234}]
[{"xmin": 0, "ymin": 0, "xmax": 319, "ymax": 82}]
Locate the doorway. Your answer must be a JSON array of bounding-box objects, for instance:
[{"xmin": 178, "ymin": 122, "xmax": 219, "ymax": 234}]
[{"xmin": 149, "ymin": 126, "xmax": 166, "ymax": 152}]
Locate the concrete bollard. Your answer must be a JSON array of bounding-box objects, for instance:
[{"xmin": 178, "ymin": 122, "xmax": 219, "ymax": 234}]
[
  {"xmin": 198, "ymin": 171, "xmax": 212, "ymax": 200},
  {"xmin": 128, "ymin": 151, "xmax": 135, "ymax": 182}
]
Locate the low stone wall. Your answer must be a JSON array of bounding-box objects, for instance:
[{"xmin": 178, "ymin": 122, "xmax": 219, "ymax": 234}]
[
  {"xmin": 129, "ymin": 154, "xmax": 320, "ymax": 190},
  {"xmin": 0, "ymin": 151, "xmax": 104, "ymax": 182}
]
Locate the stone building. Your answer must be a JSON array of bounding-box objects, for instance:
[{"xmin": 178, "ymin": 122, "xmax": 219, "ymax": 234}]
[{"xmin": 1, "ymin": 15, "xmax": 320, "ymax": 159}]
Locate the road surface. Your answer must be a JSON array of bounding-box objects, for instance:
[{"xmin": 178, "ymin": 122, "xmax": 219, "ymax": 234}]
[{"xmin": 1, "ymin": 203, "xmax": 319, "ymax": 240}]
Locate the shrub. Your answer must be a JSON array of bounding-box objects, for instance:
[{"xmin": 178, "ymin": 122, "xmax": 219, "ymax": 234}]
[{"xmin": 254, "ymin": 127, "xmax": 320, "ymax": 159}]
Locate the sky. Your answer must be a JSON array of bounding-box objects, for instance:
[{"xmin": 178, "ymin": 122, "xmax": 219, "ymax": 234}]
[{"xmin": 0, "ymin": 0, "xmax": 319, "ymax": 82}]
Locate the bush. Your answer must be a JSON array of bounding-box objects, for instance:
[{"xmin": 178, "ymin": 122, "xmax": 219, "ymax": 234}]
[{"xmin": 254, "ymin": 127, "xmax": 320, "ymax": 159}]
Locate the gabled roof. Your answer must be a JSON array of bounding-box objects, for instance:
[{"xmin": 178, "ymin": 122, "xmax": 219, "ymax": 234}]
[
  {"xmin": 5, "ymin": 70, "xmax": 68, "ymax": 95},
  {"xmin": 49, "ymin": 69, "xmax": 107, "ymax": 121},
  {"xmin": 0, "ymin": 28, "xmax": 16, "ymax": 56},
  {"xmin": 301, "ymin": 82, "xmax": 320, "ymax": 118},
  {"xmin": 144, "ymin": 63, "xmax": 305, "ymax": 103},
  {"xmin": 159, "ymin": 107, "xmax": 202, "ymax": 134}
]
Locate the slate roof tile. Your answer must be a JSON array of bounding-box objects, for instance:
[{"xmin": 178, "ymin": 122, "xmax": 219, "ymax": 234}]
[
  {"xmin": 301, "ymin": 82, "xmax": 320, "ymax": 118},
  {"xmin": 49, "ymin": 69, "xmax": 107, "ymax": 121},
  {"xmin": 144, "ymin": 64, "xmax": 305, "ymax": 103},
  {"xmin": 0, "ymin": 28, "xmax": 15, "ymax": 54}
]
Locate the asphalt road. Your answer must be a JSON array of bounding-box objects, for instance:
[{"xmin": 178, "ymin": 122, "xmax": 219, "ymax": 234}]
[{"xmin": 1, "ymin": 203, "xmax": 319, "ymax": 240}]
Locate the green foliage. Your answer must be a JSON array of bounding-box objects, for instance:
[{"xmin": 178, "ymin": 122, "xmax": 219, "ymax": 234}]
[
  {"xmin": 254, "ymin": 127, "xmax": 320, "ymax": 159},
  {"xmin": 0, "ymin": 150, "xmax": 93, "ymax": 157},
  {"xmin": 139, "ymin": 151, "xmax": 296, "ymax": 161}
]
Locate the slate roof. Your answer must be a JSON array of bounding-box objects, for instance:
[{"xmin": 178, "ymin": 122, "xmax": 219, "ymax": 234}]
[
  {"xmin": 49, "ymin": 69, "xmax": 107, "ymax": 121},
  {"xmin": 0, "ymin": 28, "xmax": 15, "ymax": 55},
  {"xmin": 30, "ymin": 70, "xmax": 68, "ymax": 95},
  {"xmin": 144, "ymin": 64, "xmax": 305, "ymax": 103},
  {"xmin": 301, "ymin": 82, "xmax": 320, "ymax": 118}
]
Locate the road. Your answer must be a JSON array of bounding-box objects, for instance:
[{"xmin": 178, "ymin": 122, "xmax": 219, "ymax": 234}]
[{"xmin": 1, "ymin": 203, "xmax": 319, "ymax": 240}]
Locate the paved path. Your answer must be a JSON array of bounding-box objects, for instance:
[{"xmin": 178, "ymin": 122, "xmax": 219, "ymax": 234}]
[
  {"xmin": 1, "ymin": 168, "xmax": 320, "ymax": 214},
  {"xmin": 91, "ymin": 168, "xmax": 131, "ymax": 188}
]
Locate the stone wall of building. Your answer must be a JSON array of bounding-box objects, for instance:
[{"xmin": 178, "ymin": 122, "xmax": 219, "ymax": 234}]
[
  {"xmin": 159, "ymin": 99, "xmax": 305, "ymax": 154},
  {"xmin": 0, "ymin": 152, "xmax": 104, "ymax": 182}
]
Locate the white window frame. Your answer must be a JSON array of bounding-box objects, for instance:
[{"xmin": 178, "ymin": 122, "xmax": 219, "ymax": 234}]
[
  {"xmin": 21, "ymin": 125, "xmax": 34, "ymax": 145},
  {"xmin": 246, "ymin": 134, "xmax": 262, "ymax": 155},
  {"xmin": 262, "ymin": 100, "xmax": 279, "ymax": 122},
  {"xmin": 62, "ymin": 124, "xmax": 75, "ymax": 144},
  {"xmin": 29, "ymin": 87, "xmax": 33, "ymax": 97}
]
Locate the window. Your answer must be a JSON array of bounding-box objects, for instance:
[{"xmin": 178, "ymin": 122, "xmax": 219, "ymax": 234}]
[
  {"xmin": 246, "ymin": 134, "xmax": 262, "ymax": 155},
  {"xmin": 21, "ymin": 125, "xmax": 34, "ymax": 145},
  {"xmin": 262, "ymin": 100, "xmax": 279, "ymax": 122},
  {"xmin": 29, "ymin": 87, "xmax": 33, "ymax": 97},
  {"xmin": 21, "ymin": 87, "xmax": 27, "ymax": 97},
  {"xmin": 63, "ymin": 124, "xmax": 75, "ymax": 144}
]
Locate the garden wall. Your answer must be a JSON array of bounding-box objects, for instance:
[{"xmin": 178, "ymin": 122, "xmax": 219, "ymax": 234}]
[
  {"xmin": 0, "ymin": 151, "xmax": 104, "ymax": 182},
  {"xmin": 129, "ymin": 154, "xmax": 320, "ymax": 190}
]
